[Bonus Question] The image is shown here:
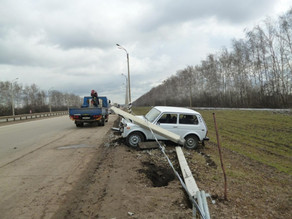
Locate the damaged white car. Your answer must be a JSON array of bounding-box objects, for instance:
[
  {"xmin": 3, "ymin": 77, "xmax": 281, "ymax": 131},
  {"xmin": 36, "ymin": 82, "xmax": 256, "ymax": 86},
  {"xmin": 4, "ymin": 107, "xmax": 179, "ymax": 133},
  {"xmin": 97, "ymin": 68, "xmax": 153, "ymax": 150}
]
[{"xmin": 117, "ymin": 106, "xmax": 209, "ymax": 149}]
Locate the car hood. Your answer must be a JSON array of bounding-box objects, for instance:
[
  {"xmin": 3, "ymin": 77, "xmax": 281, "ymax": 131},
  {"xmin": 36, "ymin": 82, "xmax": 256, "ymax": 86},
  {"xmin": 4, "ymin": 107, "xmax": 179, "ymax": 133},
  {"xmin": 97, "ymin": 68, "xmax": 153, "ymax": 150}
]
[
  {"xmin": 121, "ymin": 115, "xmax": 147, "ymax": 126},
  {"xmin": 136, "ymin": 115, "xmax": 147, "ymax": 121}
]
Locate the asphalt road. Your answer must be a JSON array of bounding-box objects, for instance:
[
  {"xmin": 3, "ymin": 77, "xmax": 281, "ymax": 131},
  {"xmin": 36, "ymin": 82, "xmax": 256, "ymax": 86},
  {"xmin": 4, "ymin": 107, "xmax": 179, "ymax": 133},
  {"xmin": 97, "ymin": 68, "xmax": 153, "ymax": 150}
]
[
  {"xmin": 0, "ymin": 115, "xmax": 116, "ymax": 218},
  {"xmin": 0, "ymin": 116, "xmax": 74, "ymax": 168}
]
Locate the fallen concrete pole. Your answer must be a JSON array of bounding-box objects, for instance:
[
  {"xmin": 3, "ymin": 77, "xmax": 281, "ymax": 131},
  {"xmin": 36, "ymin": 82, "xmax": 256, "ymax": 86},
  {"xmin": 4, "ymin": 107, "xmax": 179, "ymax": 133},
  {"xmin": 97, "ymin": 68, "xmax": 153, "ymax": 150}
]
[
  {"xmin": 176, "ymin": 146, "xmax": 211, "ymax": 219},
  {"xmin": 176, "ymin": 146, "xmax": 199, "ymax": 196},
  {"xmin": 111, "ymin": 106, "xmax": 185, "ymax": 145}
]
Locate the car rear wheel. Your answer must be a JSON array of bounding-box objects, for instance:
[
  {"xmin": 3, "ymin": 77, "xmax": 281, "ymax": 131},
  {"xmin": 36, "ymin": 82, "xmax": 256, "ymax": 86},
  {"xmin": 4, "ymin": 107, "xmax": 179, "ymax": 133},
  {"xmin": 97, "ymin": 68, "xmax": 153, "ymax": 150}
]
[
  {"xmin": 126, "ymin": 132, "xmax": 144, "ymax": 148},
  {"xmin": 184, "ymin": 135, "xmax": 199, "ymax": 149}
]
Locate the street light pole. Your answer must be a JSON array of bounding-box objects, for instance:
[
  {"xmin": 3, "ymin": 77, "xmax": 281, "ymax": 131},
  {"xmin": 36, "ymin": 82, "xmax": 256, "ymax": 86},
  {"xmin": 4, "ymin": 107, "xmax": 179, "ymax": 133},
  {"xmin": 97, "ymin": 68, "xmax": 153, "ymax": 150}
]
[
  {"xmin": 11, "ymin": 78, "xmax": 18, "ymax": 116},
  {"xmin": 116, "ymin": 44, "xmax": 132, "ymax": 113},
  {"xmin": 121, "ymin": 74, "xmax": 129, "ymax": 106}
]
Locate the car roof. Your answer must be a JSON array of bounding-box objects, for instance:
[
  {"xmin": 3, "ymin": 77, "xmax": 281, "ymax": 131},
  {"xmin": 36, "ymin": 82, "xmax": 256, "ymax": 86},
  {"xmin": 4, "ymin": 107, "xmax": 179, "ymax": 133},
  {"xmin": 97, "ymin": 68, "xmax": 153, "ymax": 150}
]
[{"xmin": 154, "ymin": 106, "xmax": 200, "ymax": 115}]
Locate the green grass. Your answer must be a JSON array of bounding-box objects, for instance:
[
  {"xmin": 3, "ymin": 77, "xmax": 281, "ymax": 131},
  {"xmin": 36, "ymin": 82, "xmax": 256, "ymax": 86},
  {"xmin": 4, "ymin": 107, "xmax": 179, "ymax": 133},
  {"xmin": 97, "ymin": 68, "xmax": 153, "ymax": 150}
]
[
  {"xmin": 200, "ymin": 110, "xmax": 292, "ymax": 175},
  {"xmin": 133, "ymin": 107, "xmax": 292, "ymax": 175},
  {"xmin": 132, "ymin": 106, "xmax": 151, "ymax": 115}
]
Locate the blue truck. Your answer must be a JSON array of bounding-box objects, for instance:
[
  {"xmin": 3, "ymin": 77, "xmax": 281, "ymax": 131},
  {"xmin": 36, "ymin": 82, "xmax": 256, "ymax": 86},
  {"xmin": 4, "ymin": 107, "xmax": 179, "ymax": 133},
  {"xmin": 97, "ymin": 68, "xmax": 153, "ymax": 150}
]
[{"xmin": 69, "ymin": 96, "xmax": 109, "ymax": 127}]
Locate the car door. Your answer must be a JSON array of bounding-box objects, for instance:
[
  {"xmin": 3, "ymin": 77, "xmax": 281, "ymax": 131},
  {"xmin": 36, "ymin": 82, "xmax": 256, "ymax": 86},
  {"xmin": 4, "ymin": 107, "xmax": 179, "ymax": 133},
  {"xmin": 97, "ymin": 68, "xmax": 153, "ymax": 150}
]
[
  {"xmin": 154, "ymin": 113, "xmax": 179, "ymax": 140},
  {"xmin": 176, "ymin": 114, "xmax": 203, "ymax": 139}
]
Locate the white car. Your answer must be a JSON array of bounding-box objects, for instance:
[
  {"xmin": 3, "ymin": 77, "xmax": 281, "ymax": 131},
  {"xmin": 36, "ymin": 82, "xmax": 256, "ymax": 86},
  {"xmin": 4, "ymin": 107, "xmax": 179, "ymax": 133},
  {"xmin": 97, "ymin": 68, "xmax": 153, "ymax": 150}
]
[{"xmin": 119, "ymin": 106, "xmax": 209, "ymax": 149}]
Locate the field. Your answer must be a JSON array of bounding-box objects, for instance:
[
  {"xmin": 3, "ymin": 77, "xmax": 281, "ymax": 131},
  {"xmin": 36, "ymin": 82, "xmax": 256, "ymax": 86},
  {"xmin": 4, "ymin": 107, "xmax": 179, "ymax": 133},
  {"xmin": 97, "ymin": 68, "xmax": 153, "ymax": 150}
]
[
  {"xmin": 53, "ymin": 109, "xmax": 291, "ymax": 218},
  {"xmin": 200, "ymin": 110, "xmax": 292, "ymax": 175},
  {"xmin": 133, "ymin": 107, "xmax": 292, "ymax": 175},
  {"xmin": 132, "ymin": 107, "xmax": 292, "ymax": 218}
]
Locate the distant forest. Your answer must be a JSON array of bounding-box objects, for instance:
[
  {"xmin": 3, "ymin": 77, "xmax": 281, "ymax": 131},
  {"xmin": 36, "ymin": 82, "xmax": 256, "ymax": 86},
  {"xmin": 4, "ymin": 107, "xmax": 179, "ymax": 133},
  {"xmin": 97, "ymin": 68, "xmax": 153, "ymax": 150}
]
[
  {"xmin": 134, "ymin": 9, "xmax": 292, "ymax": 108},
  {"xmin": 0, "ymin": 81, "xmax": 81, "ymax": 116}
]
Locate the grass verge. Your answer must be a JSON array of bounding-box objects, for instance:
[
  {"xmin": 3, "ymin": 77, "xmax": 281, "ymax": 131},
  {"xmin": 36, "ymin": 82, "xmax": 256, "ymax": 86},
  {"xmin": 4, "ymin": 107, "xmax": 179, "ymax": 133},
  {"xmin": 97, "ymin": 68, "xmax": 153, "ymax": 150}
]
[{"xmin": 132, "ymin": 107, "xmax": 292, "ymax": 175}]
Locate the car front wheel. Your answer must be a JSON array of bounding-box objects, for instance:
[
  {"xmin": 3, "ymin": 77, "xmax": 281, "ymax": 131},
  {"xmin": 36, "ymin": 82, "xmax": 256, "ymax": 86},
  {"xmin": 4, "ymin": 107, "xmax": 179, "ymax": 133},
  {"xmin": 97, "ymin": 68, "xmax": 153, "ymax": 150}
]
[
  {"xmin": 126, "ymin": 132, "xmax": 144, "ymax": 148},
  {"xmin": 184, "ymin": 135, "xmax": 199, "ymax": 149}
]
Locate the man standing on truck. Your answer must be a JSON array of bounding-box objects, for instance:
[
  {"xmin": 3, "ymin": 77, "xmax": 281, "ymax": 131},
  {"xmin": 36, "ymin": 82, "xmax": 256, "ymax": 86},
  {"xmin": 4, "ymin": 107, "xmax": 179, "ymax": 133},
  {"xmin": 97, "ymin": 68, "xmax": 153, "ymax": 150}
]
[{"xmin": 91, "ymin": 90, "xmax": 99, "ymax": 106}]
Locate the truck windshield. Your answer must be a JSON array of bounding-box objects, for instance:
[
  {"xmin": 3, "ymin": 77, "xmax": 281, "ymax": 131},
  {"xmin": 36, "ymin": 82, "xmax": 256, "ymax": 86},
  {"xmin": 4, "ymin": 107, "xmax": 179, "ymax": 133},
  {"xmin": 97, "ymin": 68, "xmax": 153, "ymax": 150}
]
[{"xmin": 145, "ymin": 108, "xmax": 161, "ymax": 123}]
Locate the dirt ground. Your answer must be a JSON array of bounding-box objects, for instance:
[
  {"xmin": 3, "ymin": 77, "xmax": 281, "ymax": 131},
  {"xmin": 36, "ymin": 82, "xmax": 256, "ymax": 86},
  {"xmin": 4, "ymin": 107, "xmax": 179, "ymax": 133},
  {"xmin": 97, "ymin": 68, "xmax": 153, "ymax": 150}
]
[{"xmin": 53, "ymin": 118, "xmax": 292, "ymax": 219}]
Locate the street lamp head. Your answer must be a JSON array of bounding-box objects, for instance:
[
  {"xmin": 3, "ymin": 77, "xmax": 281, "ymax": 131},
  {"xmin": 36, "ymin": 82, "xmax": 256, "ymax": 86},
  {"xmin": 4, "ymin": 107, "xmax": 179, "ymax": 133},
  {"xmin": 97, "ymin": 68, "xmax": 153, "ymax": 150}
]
[{"xmin": 116, "ymin": 43, "xmax": 128, "ymax": 53}]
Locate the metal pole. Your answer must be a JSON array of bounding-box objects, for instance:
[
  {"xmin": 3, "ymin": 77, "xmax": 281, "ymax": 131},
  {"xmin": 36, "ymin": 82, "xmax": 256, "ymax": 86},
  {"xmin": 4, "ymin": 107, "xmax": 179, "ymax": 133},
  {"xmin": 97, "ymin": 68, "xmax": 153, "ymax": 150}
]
[
  {"xmin": 213, "ymin": 112, "xmax": 228, "ymax": 200},
  {"xmin": 201, "ymin": 191, "xmax": 211, "ymax": 219}
]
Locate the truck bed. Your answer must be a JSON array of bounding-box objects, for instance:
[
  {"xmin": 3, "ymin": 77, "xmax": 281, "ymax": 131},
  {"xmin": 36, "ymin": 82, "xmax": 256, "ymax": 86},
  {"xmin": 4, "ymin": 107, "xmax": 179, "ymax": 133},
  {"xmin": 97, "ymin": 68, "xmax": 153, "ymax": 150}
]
[
  {"xmin": 69, "ymin": 107, "xmax": 107, "ymax": 127},
  {"xmin": 69, "ymin": 107, "xmax": 104, "ymax": 116}
]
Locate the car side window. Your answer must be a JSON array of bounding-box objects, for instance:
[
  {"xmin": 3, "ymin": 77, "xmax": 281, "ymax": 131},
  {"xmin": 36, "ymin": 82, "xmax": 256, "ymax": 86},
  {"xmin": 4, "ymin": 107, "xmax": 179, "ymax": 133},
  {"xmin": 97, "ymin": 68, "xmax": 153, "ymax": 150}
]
[
  {"xmin": 158, "ymin": 113, "xmax": 177, "ymax": 124},
  {"xmin": 179, "ymin": 114, "xmax": 198, "ymax": 125}
]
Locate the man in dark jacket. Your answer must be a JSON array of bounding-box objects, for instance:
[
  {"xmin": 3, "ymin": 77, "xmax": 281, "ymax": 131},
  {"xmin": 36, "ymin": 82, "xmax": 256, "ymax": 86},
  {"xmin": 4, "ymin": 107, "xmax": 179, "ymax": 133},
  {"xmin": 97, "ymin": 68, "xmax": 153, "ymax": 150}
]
[{"xmin": 91, "ymin": 90, "xmax": 99, "ymax": 106}]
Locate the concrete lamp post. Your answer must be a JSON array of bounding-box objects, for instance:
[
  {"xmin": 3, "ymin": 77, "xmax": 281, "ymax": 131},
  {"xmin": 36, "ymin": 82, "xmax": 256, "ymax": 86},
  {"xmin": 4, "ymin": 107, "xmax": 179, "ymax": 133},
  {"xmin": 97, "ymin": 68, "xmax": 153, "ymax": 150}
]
[
  {"xmin": 121, "ymin": 73, "xmax": 129, "ymax": 106},
  {"xmin": 116, "ymin": 44, "xmax": 132, "ymax": 113}
]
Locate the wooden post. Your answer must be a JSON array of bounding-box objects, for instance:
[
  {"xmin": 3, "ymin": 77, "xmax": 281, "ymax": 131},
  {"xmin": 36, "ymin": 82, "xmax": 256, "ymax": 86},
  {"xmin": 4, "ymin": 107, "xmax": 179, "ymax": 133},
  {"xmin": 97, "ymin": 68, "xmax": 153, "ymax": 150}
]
[{"xmin": 213, "ymin": 112, "xmax": 228, "ymax": 200}]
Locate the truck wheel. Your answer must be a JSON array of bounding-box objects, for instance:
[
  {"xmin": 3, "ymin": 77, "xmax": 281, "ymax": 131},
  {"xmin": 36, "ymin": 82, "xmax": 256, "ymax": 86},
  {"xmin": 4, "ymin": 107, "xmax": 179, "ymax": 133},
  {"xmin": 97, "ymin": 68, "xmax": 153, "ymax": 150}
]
[
  {"xmin": 126, "ymin": 132, "xmax": 144, "ymax": 148},
  {"xmin": 75, "ymin": 122, "xmax": 84, "ymax": 127},
  {"xmin": 184, "ymin": 135, "xmax": 199, "ymax": 149},
  {"xmin": 100, "ymin": 118, "xmax": 105, "ymax": 126}
]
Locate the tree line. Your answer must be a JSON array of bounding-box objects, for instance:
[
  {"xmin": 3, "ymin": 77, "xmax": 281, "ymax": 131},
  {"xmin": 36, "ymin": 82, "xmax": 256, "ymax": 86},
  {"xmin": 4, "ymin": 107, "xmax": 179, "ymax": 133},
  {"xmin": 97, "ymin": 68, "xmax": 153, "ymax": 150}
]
[
  {"xmin": 0, "ymin": 81, "xmax": 82, "ymax": 116},
  {"xmin": 134, "ymin": 9, "xmax": 292, "ymax": 108}
]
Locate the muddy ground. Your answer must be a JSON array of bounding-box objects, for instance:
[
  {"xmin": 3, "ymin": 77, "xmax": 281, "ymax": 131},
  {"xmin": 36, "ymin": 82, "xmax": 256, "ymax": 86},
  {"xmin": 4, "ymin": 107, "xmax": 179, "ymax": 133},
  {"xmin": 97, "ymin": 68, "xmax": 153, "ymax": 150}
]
[{"xmin": 53, "ymin": 119, "xmax": 292, "ymax": 219}]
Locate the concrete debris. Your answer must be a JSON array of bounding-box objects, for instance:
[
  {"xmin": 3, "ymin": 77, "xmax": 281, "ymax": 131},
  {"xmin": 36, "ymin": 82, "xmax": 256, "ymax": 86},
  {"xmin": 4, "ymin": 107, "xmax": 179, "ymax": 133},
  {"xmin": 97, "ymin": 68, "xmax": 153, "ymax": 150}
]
[{"xmin": 128, "ymin": 212, "xmax": 134, "ymax": 216}]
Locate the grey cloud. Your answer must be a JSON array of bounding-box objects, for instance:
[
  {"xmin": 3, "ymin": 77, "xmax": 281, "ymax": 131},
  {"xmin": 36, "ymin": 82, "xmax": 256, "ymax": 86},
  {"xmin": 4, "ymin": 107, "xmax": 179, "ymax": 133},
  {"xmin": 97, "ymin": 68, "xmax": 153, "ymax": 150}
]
[
  {"xmin": 0, "ymin": 0, "xmax": 275, "ymax": 52},
  {"xmin": 0, "ymin": 0, "xmax": 289, "ymax": 104},
  {"xmin": 43, "ymin": 23, "xmax": 114, "ymax": 49},
  {"xmin": 48, "ymin": 32, "xmax": 111, "ymax": 50},
  {"xmin": 136, "ymin": 0, "xmax": 275, "ymax": 31}
]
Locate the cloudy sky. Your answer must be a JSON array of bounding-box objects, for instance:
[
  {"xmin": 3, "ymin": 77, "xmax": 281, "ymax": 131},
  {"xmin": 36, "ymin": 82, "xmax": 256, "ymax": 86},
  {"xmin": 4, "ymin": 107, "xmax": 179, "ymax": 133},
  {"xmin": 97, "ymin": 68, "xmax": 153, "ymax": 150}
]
[{"xmin": 1, "ymin": 0, "xmax": 292, "ymax": 103}]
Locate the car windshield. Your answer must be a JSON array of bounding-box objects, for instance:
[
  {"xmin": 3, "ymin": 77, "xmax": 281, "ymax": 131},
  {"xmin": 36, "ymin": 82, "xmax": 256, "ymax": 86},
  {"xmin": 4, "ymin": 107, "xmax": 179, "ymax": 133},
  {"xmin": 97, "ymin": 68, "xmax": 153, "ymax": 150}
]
[{"xmin": 145, "ymin": 108, "xmax": 161, "ymax": 123}]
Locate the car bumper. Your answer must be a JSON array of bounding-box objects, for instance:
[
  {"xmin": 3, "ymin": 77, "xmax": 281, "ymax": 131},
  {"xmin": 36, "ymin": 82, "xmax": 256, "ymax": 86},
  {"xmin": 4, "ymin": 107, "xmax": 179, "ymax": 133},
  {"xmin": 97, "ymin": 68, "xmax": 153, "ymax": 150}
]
[
  {"xmin": 74, "ymin": 119, "xmax": 97, "ymax": 122},
  {"xmin": 203, "ymin": 137, "xmax": 210, "ymax": 141},
  {"xmin": 111, "ymin": 127, "xmax": 120, "ymax": 132},
  {"xmin": 202, "ymin": 137, "xmax": 209, "ymax": 146},
  {"xmin": 111, "ymin": 126, "xmax": 127, "ymax": 137}
]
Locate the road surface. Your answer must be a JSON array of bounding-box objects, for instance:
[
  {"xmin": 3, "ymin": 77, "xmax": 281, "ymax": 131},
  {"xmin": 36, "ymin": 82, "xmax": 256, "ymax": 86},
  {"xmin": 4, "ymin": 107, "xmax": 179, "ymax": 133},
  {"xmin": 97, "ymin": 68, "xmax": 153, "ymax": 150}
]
[{"xmin": 0, "ymin": 115, "xmax": 116, "ymax": 218}]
